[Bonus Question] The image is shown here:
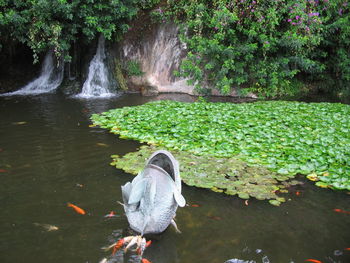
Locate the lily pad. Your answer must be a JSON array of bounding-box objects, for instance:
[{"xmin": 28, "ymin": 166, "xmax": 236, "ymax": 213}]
[
  {"xmin": 110, "ymin": 145, "xmax": 301, "ymax": 204},
  {"xmin": 92, "ymin": 100, "xmax": 350, "ymax": 192}
]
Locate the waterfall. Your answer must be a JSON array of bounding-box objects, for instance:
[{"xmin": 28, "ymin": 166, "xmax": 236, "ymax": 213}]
[
  {"xmin": 2, "ymin": 51, "xmax": 63, "ymax": 96},
  {"xmin": 3, "ymin": 51, "xmax": 63, "ymax": 96},
  {"xmin": 76, "ymin": 36, "xmax": 115, "ymax": 98},
  {"xmin": 122, "ymin": 23, "xmax": 194, "ymax": 94}
]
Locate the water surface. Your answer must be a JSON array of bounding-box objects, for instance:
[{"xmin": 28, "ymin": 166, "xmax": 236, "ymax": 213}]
[{"xmin": 0, "ymin": 94, "xmax": 349, "ymax": 263}]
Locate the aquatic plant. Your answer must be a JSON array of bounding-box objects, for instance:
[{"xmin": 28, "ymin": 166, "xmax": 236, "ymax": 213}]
[
  {"xmin": 111, "ymin": 145, "xmax": 300, "ymax": 206},
  {"xmin": 91, "ymin": 100, "xmax": 350, "ymax": 194}
]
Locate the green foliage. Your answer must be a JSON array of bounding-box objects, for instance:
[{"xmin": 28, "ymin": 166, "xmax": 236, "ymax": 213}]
[
  {"xmin": 150, "ymin": 6, "xmax": 167, "ymax": 23},
  {"xmin": 111, "ymin": 145, "xmax": 301, "ymax": 205},
  {"xmin": 114, "ymin": 59, "xmax": 128, "ymax": 91},
  {"xmin": 91, "ymin": 100, "xmax": 350, "ymax": 191},
  {"xmin": 125, "ymin": 60, "xmax": 144, "ymax": 77},
  {"xmin": 139, "ymin": 0, "xmax": 161, "ymax": 10},
  {"xmin": 0, "ymin": 0, "xmax": 159, "ymax": 62},
  {"xmin": 161, "ymin": 0, "xmax": 350, "ymax": 98}
]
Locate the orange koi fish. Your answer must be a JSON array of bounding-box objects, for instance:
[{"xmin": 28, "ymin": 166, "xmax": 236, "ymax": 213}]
[
  {"xmin": 345, "ymin": 248, "xmax": 350, "ymax": 251},
  {"xmin": 305, "ymin": 259, "xmax": 322, "ymax": 263},
  {"xmin": 0, "ymin": 169, "xmax": 7, "ymax": 173},
  {"xmin": 67, "ymin": 203, "xmax": 86, "ymax": 215},
  {"xmin": 333, "ymin": 208, "xmax": 350, "ymax": 215},
  {"xmin": 141, "ymin": 258, "xmax": 152, "ymax": 263},
  {"xmin": 112, "ymin": 239, "xmax": 125, "ymax": 255},
  {"xmin": 190, "ymin": 204, "xmax": 200, "ymax": 207}
]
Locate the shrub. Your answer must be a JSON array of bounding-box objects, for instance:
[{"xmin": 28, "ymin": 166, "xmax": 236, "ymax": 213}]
[{"xmin": 163, "ymin": 0, "xmax": 349, "ymax": 98}]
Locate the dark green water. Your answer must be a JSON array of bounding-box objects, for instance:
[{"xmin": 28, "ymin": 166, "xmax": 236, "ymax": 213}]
[{"xmin": 0, "ymin": 94, "xmax": 349, "ymax": 263}]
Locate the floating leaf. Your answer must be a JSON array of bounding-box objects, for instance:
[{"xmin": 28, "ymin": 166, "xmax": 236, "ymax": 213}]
[
  {"xmin": 307, "ymin": 173, "xmax": 319, "ymax": 181},
  {"xmin": 91, "ymin": 100, "xmax": 350, "ymax": 198},
  {"xmin": 269, "ymin": 200, "xmax": 281, "ymax": 206},
  {"xmin": 315, "ymin": 182, "xmax": 329, "ymax": 188}
]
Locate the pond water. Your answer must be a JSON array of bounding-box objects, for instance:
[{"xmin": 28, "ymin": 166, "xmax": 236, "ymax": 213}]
[{"xmin": 0, "ymin": 93, "xmax": 349, "ymax": 263}]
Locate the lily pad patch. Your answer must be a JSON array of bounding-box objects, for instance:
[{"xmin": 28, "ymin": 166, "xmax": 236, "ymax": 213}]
[
  {"xmin": 111, "ymin": 145, "xmax": 302, "ymax": 205},
  {"xmin": 92, "ymin": 100, "xmax": 350, "ymax": 192}
]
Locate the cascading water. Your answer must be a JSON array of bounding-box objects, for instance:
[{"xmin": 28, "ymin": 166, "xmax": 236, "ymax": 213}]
[
  {"xmin": 122, "ymin": 23, "xmax": 194, "ymax": 94},
  {"xmin": 2, "ymin": 51, "xmax": 63, "ymax": 96},
  {"xmin": 76, "ymin": 36, "xmax": 115, "ymax": 98}
]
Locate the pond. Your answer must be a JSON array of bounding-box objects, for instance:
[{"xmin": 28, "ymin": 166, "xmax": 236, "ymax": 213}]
[{"xmin": 0, "ymin": 93, "xmax": 349, "ymax": 263}]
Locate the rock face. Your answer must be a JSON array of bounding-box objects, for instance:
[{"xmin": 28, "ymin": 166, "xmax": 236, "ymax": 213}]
[{"xmin": 120, "ymin": 22, "xmax": 196, "ymax": 95}]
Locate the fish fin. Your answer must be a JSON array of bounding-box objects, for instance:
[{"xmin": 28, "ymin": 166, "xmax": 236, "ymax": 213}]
[
  {"xmin": 128, "ymin": 178, "xmax": 148, "ymax": 205},
  {"xmin": 131, "ymin": 171, "xmax": 144, "ymax": 184},
  {"xmin": 171, "ymin": 219, "xmax": 181, "ymax": 233},
  {"xmin": 140, "ymin": 215, "xmax": 151, "ymax": 236},
  {"xmin": 121, "ymin": 182, "xmax": 132, "ymax": 203},
  {"xmin": 173, "ymin": 190, "xmax": 186, "ymax": 207}
]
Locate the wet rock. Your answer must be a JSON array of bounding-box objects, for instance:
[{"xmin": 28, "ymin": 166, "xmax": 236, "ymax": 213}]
[{"xmin": 141, "ymin": 85, "xmax": 159, "ymax": 96}]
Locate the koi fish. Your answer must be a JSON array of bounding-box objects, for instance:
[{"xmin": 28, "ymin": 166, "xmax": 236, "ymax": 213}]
[
  {"xmin": 345, "ymin": 248, "xmax": 350, "ymax": 251},
  {"xmin": 104, "ymin": 211, "xmax": 116, "ymax": 218},
  {"xmin": 136, "ymin": 239, "xmax": 152, "ymax": 255},
  {"xmin": 245, "ymin": 200, "xmax": 249, "ymax": 206},
  {"xmin": 190, "ymin": 204, "xmax": 200, "ymax": 207},
  {"xmin": 305, "ymin": 259, "xmax": 322, "ymax": 263},
  {"xmin": 33, "ymin": 223, "xmax": 59, "ymax": 231},
  {"xmin": 67, "ymin": 203, "xmax": 86, "ymax": 215},
  {"xmin": 112, "ymin": 239, "xmax": 125, "ymax": 255},
  {"xmin": 12, "ymin": 121, "xmax": 27, "ymax": 125},
  {"xmin": 141, "ymin": 258, "xmax": 152, "ymax": 263},
  {"xmin": 96, "ymin": 143, "xmax": 108, "ymax": 147},
  {"xmin": 208, "ymin": 215, "xmax": 222, "ymax": 221},
  {"xmin": 333, "ymin": 208, "xmax": 350, "ymax": 215},
  {"xmin": 0, "ymin": 169, "xmax": 7, "ymax": 173},
  {"xmin": 295, "ymin": 191, "xmax": 301, "ymax": 196}
]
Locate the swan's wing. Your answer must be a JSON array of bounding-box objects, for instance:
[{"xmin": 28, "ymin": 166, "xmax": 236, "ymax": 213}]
[{"xmin": 128, "ymin": 178, "xmax": 148, "ymax": 205}]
